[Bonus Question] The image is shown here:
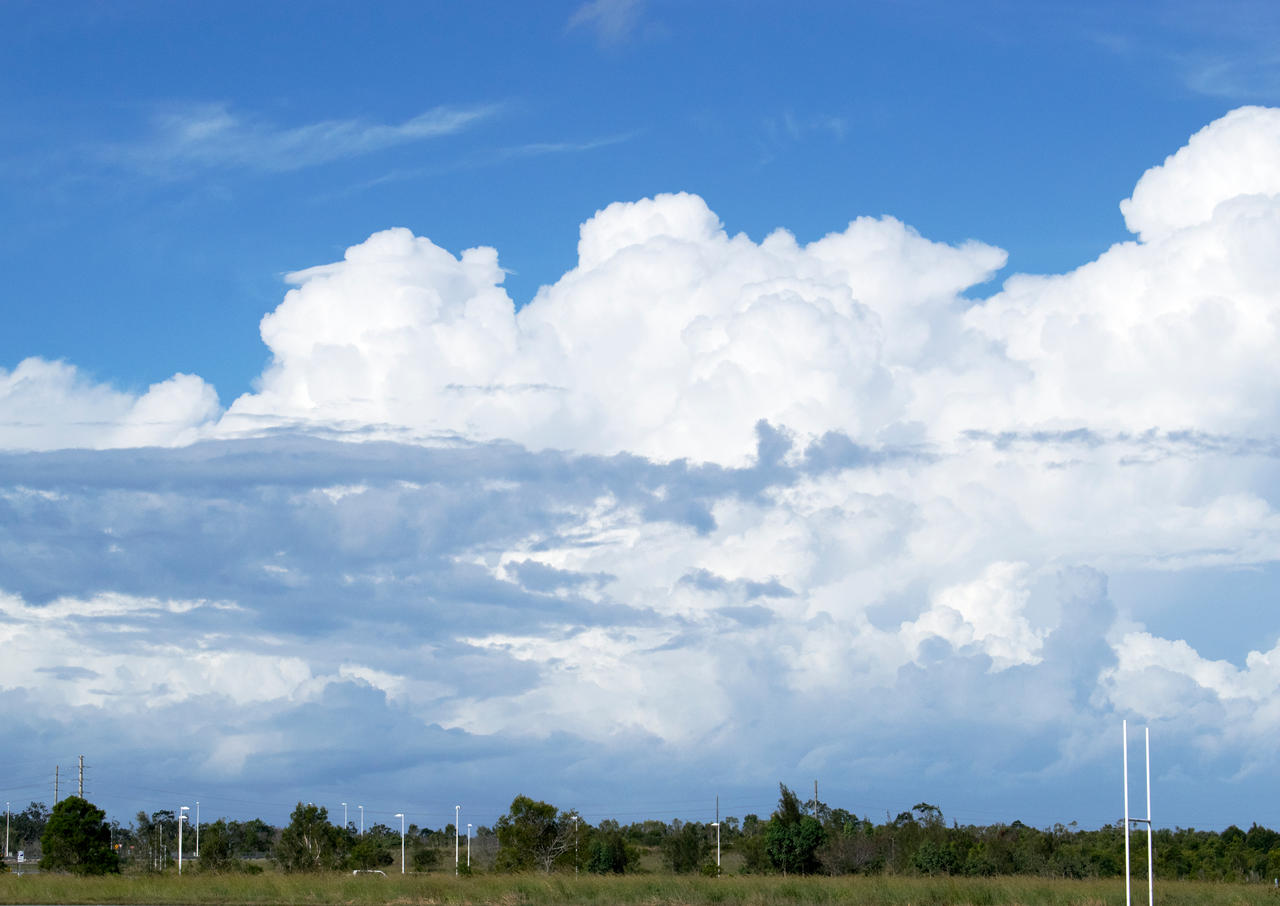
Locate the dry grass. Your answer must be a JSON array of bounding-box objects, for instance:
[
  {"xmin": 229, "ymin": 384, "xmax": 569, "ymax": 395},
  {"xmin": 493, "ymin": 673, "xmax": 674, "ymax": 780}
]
[{"xmin": 1, "ymin": 871, "xmax": 1276, "ymax": 906}]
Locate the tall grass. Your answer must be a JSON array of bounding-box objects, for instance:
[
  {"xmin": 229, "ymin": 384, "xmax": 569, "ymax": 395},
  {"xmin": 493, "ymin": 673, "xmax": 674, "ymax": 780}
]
[{"xmin": 1, "ymin": 872, "xmax": 1276, "ymax": 906}]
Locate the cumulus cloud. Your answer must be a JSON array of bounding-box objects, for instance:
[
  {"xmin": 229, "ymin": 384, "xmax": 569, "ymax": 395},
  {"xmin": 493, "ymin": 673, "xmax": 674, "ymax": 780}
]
[
  {"xmin": 0, "ymin": 357, "xmax": 219, "ymax": 451},
  {"xmin": 220, "ymin": 192, "xmax": 1004, "ymax": 463},
  {"xmin": 5, "ymin": 107, "xmax": 1280, "ymax": 824}
]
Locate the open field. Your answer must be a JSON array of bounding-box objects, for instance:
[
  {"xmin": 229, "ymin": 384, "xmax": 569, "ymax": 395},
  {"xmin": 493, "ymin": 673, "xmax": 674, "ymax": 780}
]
[{"xmin": 1, "ymin": 873, "xmax": 1276, "ymax": 906}]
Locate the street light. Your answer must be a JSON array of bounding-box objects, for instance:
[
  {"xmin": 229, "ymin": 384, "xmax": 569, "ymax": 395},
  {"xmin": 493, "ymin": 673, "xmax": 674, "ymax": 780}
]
[
  {"xmin": 5, "ymin": 801, "xmax": 10, "ymax": 859},
  {"xmin": 454, "ymin": 805, "xmax": 460, "ymax": 875},
  {"xmin": 394, "ymin": 814, "xmax": 405, "ymax": 875},
  {"xmin": 711, "ymin": 822, "xmax": 721, "ymax": 874},
  {"xmin": 178, "ymin": 807, "xmax": 189, "ymax": 875},
  {"xmin": 466, "ymin": 823, "xmax": 471, "ymax": 868},
  {"xmin": 359, "ymin": 805, "xmax": 364, "ymax": 836},
  {"xmin": 342, "ymin": 802, "xmax": 348, "ymax": 831},
  {"xmin": 195, "ymin": 801, "xmax": 200, "ymax": 858}
]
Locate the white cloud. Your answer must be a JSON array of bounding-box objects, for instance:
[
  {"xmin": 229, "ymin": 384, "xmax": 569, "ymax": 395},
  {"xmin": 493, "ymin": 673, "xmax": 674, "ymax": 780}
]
[
  {"xmin": 0, "ymin": 357, "xmax": 219, "ymax": 451},
  {"xmin": 220, "ymin": 193, "xmax": 1003, "ymax": 463},
  {"xmin": 1120, "ymin": 106, "xmax": 1280, "ymax": 242},
  {"xmin": 105, "ymin": 102, "xmax": 500, "ymax": 174},
  {"xmin": 6, "ymin": 107, "xmax": 1280, "ymax": 821},
  {"xmin": 567, "ymin": 0, "xmax": 647, "ymax": 45}
]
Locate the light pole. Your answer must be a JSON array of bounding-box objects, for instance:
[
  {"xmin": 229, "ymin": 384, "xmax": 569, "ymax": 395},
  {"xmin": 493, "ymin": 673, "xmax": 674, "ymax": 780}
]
[
  {"xmin": 5, "ymin": 801, "xmax": 9, "ymax": 859},
  {"xmin": 466, "ymin": 823, "xmax": 471, "ymax": 868},
  {"xmin": 178, "ymin": 807, "xmax": 189, "ymax": 875},
  {"xmin": 195, "ymin": 801, "xmax": 200, "ymax": 858},
  {"xmin": 571, "ymin": 815, "xmax": 579, "ymax": 874},
  {"xmin": 395, "ymin": 813, "xmax": 405, "ymax": 874},
  {"xmin": 359, "ymin": 805, "xmax": 364, "ymax": 836},
  {"xmin": 711, "ymin": 822, "xmax": 720, "ymax": 874},
  {"xmin": 342, "ymin": 802, "xmax": 348, "ymax": 831},
  {"xmin": 454, "ymin": 805, "xmax": 460, "ymax": 875}
]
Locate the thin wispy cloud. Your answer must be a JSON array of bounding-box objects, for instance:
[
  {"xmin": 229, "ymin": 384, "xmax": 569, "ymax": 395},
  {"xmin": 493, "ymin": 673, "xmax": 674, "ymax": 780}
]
[
  {"xmin": 101, "ymin": 102, "xmax": 502, "ymax": 175},
  {"xmin": 319, "ymin": 131, "xmax": 639, "ymax": 200},
  {"xmin": 567, "ymin": 0, "xmax": 647, "ymax": 45}
]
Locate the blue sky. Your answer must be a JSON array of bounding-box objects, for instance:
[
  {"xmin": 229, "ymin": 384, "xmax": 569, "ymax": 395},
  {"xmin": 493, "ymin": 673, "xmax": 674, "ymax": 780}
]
[{"xmin": 4, "ymin": 0, "xmax": 1280, "ymax": 834}]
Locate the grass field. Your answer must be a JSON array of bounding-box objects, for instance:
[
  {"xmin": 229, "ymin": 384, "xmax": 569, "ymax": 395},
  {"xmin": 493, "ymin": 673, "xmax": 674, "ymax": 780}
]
[{"xmin": 1, "ymin": 872, "xmax": 1277, "ymax": 906}]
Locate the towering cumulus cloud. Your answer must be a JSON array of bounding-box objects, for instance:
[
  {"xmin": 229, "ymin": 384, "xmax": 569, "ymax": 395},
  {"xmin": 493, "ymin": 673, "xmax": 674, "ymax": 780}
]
[
  {"xmin": 223, "ymin": 193, "xmax": 1005, "ymax": 463},
  {"xmin": 3, "ymin": 108, "xmax": 1280, "ymax": 821}
]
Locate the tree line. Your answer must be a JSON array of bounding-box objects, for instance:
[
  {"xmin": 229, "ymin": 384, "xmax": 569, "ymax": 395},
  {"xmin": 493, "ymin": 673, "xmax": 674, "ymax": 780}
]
[{"xmin": 10, "ymin": 784, "xmax": 1280, "ymax": 882}]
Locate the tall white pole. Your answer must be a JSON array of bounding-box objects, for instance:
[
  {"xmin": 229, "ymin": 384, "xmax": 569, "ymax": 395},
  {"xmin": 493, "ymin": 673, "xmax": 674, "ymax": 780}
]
[
  {"xmin": 455, "ymin": 805, "xmax": 460, "ymax": 875},
  {"xmin": 395, "ymin": 814, "xmax": 405, "ymax": 875},
  {"xmin": 195, "ymin": 801, "xmax": 200, "ymax": 857},
  {"xmin": 5, "ymin": 801, "xmax": 10, "ymax": 858},
  {"xmin": 1146, "ymin": 727, "xmax": 1154, "ymax": 906},
  {"xmin": 359, "ymin": 805, "xmax": 364, "ymax": 836},
  {"xmin": 342, "ymin": 803, "xmax": 348, "ymax": 831},
  {"xmin": 1123, "ymin": 720, "xmax": 1131, "ymax": 906},
  {"xmin": 179, "ymin": 807, "xmax": 189, "ymax": 875},
  {"xmin": 467, "ymin": 824, "xmax": 472, "ymax": 868}
]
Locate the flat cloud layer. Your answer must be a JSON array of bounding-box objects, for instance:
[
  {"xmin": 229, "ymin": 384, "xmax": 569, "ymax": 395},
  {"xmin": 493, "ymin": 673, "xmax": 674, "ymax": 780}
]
[{"xmin": 3, "ymin": 107, "xmax": 1280, "ymax": 826}]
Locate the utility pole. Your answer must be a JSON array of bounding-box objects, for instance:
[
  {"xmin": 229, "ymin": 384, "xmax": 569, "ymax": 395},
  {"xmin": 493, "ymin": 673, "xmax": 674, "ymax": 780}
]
[
  {"xmin": 54, "ymin": 765, "xmax": 59, "ymax": 804},
  {"xmin": 814, "ymin": 780, "xmax": 818, "ymax": 819},
  {"xmin": 5, "ymin": 800, "xmax": 10, "ymax": 858},
  {"xmin": 78, "ymin": 755, "xmax": 84, "ymax": 797}
]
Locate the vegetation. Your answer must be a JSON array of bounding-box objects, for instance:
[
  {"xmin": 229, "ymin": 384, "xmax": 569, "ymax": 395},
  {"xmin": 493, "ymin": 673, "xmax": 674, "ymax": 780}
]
[
  {"xmin": 4, "ymin": 872, "xmax": 1280, "ymax": 906},
  {"xmin": 9, "ymin": 782, "xmax": 1280, "ymax": 889},
  {"xmin": 272, "ymin": 803, "xmax": 348, "ymax": 872},
  {"xmin": 37, "ymin": 796, "xmax": 119, "ymax": 875}
]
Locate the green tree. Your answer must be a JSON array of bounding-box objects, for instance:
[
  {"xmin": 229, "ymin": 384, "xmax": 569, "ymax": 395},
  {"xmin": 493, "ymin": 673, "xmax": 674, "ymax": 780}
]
[
  {"xmin": 585, "ymin": 825, "xmax": 631, "ymax": 874},
  {"xmin": 765, "ymin": 784, "xmax": 826, "ymax": 875},
  {"xmin": 662, "ymin": 821, "xmax": 709, "ymax": 873},
  {"xmin": 38, "ymin": 795, "xmax": 121, "ymax": 875},
  {"xmin": 272, "ymin": 803, "xmax": 349, "ymax": 872},
  {"xmin": 347, "ymin": 836, "xmax": 394, "ymax": 871},
  {"xmin": 412, "ymin": 845, "xmax": 442, "ymax": 871},
  {"xmin": 494, "ymin": 795, "xmax": 572, "ymax": 872}
]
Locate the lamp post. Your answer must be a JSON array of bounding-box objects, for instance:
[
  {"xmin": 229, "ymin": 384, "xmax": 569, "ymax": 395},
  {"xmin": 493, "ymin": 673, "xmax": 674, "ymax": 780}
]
[
  {"xmin": 571, "ymin": 815, "xmax": 579, "ymax": 874},
  {"xmin": 5, "ymin": 801, "xmax": 9, "ymax": 859},
  {"xmin": 178, "ymin": 807, "xmax": 189, "ymax": 875},
  {"xmin": 454, "ymin": 805, "xmax": 460, "ymax": 875},
  {"xmin": 466, "ymin": 823, "xmax": 471, "ymax": 868},
  {"xmin": 394, "ymin": 813, "xmax": 405, "ymax": 874},
  {"xmin": 711, "ymin": 822, "xmax": 720, "ymax": 874},
  {"xmin": 195, "ymin": 802, "xmax": 200, "ymax": 858},
  {"xmin": 342, "ymin": 803, "xmax": 348, "ymax": 831},
  {"xmin": 359, "ymin": 805, "xmax": 364, "ymax": 836}
]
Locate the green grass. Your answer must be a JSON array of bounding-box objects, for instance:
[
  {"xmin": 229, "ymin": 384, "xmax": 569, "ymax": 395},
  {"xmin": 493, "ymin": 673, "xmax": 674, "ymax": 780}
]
[{"xmin": 1, "ymin": 872, "xmax": 1276, "ymax": 906}]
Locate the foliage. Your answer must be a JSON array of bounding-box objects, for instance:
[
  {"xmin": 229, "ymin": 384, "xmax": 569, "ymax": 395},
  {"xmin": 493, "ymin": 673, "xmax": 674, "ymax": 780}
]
[
  {"xmin": 6, "ymin": 801, "xmax": 50, "ymax": 851},
  {"xmin": 586, "ymin": 826, "xmax": 632, "ymax": 874},
  {"xmin": 494, "ymin": 795, "xmax": 573, "ymax": 873},
  {"xmin": 196, "ymin": 820, "xmax": 261, "ymax": 874},
  {"xmin": 346, "ymin": 836, "xmax": 393, "ymax": 871},
  {"xmin": 38, "ymin": 795, "xmax": 121, "ymax": 875},
  {"xmin": 662, "ymin": 821, "xmax": 710, "ymax": 873},
  {"xmin": 272, "ymin": 803, "xmax": 349, "ymax": 873},
  {"xmin": 412, "ymin": 845, "xmax": 442, "ymax": 871},
  {"xmin": 764, "ymin": 784, "xmax": 826, "ymax": 875}
]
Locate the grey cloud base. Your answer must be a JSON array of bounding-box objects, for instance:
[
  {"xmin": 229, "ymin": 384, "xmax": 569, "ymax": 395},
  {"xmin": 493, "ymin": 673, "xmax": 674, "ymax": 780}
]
[{"xmin": 0, "ymin": 431, "xmax": 1267, "ymax": 828}]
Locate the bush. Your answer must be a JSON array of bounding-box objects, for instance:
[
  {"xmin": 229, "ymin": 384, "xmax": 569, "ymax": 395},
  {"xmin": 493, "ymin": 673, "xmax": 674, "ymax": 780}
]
[{"xmin": 38, "ymin": 796, "xmax": 120, "ymax": 875}]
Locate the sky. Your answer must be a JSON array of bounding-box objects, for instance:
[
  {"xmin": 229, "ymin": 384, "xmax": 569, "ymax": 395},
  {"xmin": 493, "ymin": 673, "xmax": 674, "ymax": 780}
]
[{"xmin": 3, "ymin": 0, "xmax": 1280, "ymax": 835}]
